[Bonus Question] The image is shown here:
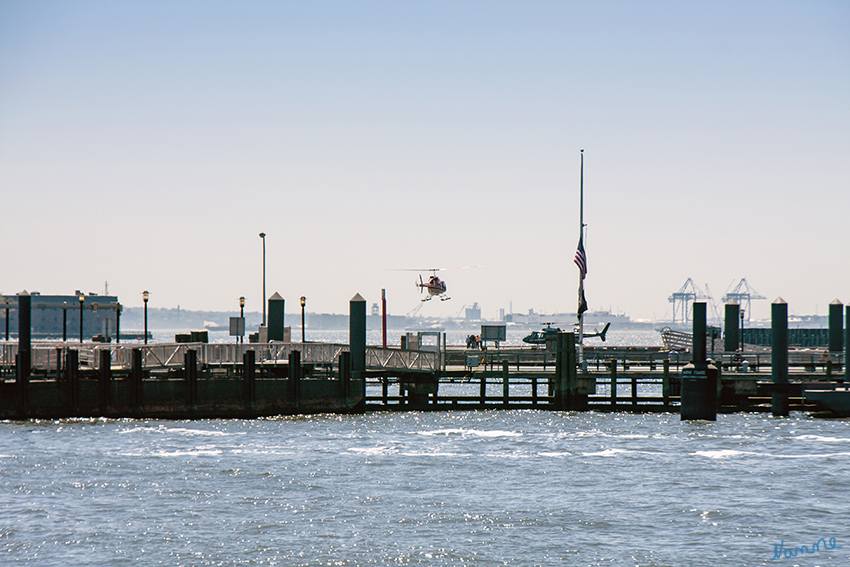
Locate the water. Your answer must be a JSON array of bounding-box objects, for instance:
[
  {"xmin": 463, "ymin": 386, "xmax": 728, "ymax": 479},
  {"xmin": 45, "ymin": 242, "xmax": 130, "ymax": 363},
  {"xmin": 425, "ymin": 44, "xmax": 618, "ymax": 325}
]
[{"xmin": 2, "ymin": 411, "xmax": 849, "ymax": 566}]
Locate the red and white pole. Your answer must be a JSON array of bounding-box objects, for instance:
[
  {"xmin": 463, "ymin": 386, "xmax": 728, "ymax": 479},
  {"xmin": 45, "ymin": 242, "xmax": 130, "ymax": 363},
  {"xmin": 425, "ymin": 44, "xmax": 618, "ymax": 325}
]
[{"xmin": 381, "ymin": 288, "xmax": 387, "ymax": 348}]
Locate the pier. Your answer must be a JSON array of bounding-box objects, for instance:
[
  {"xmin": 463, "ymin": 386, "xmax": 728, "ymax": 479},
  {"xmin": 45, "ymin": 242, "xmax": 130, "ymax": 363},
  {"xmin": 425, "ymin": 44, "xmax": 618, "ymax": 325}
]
[
  {"xmin": 1, "ymin": 337, "xmax": 845, "ymax": 420},
  {"xmin": 2, "ymin": 295, "xmax": 848, "ymax": 420},
  {"xmin": 365, "ymin": 344, "xmax": 844, "ymax": 414}
]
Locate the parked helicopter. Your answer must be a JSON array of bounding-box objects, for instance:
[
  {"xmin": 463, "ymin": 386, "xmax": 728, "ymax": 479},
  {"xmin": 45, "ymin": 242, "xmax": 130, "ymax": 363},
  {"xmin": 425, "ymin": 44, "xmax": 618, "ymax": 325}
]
[{"xmin": 522, "ymin": 322, "xmax": 611, "ymax": 345}]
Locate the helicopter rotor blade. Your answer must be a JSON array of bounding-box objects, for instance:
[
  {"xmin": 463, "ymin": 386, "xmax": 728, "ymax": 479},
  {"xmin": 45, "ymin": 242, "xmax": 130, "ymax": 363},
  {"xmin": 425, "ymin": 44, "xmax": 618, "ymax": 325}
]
[
  {"xmin": 433, "ymin": 265, "xmax": 483, "ymax": 272},
  {"xmin": 388, "ymin": 265, "xmax": 482, "ymax": 272}
]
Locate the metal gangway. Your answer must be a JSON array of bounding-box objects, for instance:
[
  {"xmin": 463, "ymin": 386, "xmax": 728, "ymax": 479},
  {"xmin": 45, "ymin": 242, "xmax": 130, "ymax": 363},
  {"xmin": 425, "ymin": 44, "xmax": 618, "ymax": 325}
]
[{"xmin": 659, "ymin": 327, "xmax": 692, "ymax": 351}]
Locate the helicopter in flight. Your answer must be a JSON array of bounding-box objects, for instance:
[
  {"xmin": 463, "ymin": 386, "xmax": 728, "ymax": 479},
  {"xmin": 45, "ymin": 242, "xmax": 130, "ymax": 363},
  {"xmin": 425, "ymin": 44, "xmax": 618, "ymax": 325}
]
[
  {"xmin": 417, "ymin": 270, "xmax": 450, "ymax": 301},
  {"xmin": 397, "ymin": 266, "xmax": 480, "ymax": 302}
]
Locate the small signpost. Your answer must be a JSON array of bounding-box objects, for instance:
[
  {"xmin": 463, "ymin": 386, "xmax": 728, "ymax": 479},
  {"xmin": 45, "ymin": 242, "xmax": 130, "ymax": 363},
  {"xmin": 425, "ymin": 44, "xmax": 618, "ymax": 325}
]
[
  {"xmin": 229, "ymin": 317, "xmax": 245, "ymax": 343},
  {"xmin": 481, "ymin": 324, "xmax": 507, "ymax": 349}
]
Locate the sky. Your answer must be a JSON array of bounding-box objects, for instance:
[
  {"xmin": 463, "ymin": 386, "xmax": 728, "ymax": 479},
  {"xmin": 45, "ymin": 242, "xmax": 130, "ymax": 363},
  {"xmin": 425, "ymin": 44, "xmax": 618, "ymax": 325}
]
[{"xmin": 1, "ymin": 0, "xmax": 848, "ymax": 323}]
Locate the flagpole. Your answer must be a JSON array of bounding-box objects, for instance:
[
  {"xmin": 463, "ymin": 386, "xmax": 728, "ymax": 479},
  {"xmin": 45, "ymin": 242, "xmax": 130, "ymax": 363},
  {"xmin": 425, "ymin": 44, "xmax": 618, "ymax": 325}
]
[{"xmin": 578, "ymin": 148, "xmax": 585, "ymax": 365}]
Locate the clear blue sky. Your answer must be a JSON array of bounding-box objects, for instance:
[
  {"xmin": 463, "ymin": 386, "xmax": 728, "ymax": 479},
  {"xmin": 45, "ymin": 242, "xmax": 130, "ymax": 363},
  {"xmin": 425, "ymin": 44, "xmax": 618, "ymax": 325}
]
[{"xmin": 2, "ymin": 0, "xmax": 848, "ymax": 322}]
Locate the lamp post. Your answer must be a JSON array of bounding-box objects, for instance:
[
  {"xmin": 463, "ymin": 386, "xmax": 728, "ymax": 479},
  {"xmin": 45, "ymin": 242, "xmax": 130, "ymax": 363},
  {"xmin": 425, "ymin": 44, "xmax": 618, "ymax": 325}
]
[
  {"xmin": 300, "ymin": 296, "xmax": 306, "ymax": 343},
  {"xmin": 2, "ymin": 296, "xmax": 8, "ymax": 341},
  {"xmin": 740, "ymin": 309, "xmax": 745, "ymax": 353},
  {"xmin": 239, "ymin": 296, "xmax": 245, "ymax": 344},
  {"xmin": 143, "ymin": 290, "xmax": 149, "ymax": 345},
  {"xmin": 62, "ymin": 302, "xmax": 67, "ymax": 341},
  {"xmin": 259, "ymin": 232, "xmax": 266, "ymax": 327},
  {"xmin": 92, "ymin": 302, "xmax": 99, "ymax": 340},
  {"xmin": 116, "ymin": 303, "xmax": 122, "ymax": 344},
  {"xmin": 79, "ymin": 293, "xmax": 85, "ymax": 343}
]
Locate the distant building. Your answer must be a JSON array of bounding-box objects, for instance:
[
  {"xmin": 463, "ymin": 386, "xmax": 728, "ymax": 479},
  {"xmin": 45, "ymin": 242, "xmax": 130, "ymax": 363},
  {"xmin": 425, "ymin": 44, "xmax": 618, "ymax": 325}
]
[
  {"xmin": 465, "ymin": 303, "xmax": 481, "ymax": 321},
  {"xmin": 503, "ymin": 308, "xmax": 542, "ymax": 325},
  {"xmin": 1, "ymin": 291, "xmax": 120, "ymax": 340}
]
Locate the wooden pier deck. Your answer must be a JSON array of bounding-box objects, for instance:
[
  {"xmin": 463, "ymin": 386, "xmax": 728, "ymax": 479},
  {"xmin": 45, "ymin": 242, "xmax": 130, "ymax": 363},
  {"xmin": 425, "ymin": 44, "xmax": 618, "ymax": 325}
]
[{"xmin": 1, "ymin": 341, "xmax": 845, "ymax": 419}]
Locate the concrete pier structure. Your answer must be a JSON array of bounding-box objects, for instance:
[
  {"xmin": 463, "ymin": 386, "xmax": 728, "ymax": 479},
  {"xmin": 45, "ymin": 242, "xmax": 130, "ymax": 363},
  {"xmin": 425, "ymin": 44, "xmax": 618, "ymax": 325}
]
[
  {"xmin": 724, "ymin": 302, "xmax": 739, "ymax": 352},
  {"xmin": 829, "ymin": 299, "xmax": 844, "ymax": 352},
  {"xmin": 771, "ymin": 298, "xmax": 789, "ymax": 417},
  {"xmin": 680, "ymin": 302, "xmax": 718, "ymax": 420}
]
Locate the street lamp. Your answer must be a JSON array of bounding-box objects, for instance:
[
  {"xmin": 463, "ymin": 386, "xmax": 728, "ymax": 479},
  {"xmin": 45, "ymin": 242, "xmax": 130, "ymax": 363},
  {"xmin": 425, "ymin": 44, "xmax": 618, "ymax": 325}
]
[
  {"xmin": 2, "ymin": 295, "xmax": 10, "ymax": 341},
  {"xmin": 79, "ymin": 293, "xmax": 85, "ymax": 343},
  {"xmin": 116, "ymin": 303, "xmax": 122, "ymax": 344},
  {"xmin": 300, "ymin": 296, "xmax": 306, "ymax": 342},
  {"xmin": 239, "ymin": 296, "xmax": 245, "ymax": 344},
  {"xmin": 259, "ymin": 232, "xmax": 266, "ymax": 326},
  {"xmin": 143, "ymin": 290, "xmax": 149, "ymax": 345}
]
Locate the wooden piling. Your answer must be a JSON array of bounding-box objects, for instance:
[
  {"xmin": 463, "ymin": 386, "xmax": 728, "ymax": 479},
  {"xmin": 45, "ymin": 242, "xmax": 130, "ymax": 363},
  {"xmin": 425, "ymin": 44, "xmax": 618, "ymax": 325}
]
[
  {"xmin": 631, "ymin": 373, "xmax": 638, "ymax": 408},
  {"xmin": 338, "ymin": 351, "xmax": 350, "ymax": 400},
  {"xmin": 16, "ymin": 353, "xmax": 28, "ymax": 415},
  {"xmin": 846, "ymin": 305, "xmax": 850, "ymax": 383},
  {"xmin": 531, "ymin": 375, "xmax": 538, "ymax": 406},
  {"xmin": 553, "ymin": 334, "xmax": 564, "ymax": 410},
  {"xmin": 610, "ymin": 359, "xmax": 617, "ymax": 408},
  {"xmin": 725, "ymin": 302, "xmax": 739, "ymax": 352},
  {"xmin": 829, "ymin": 299, "xmax": 843, "ymax": 352},
  {"xmin": 131, "ymin": 348, "xmax": 143, "ymax": 410},
  {"xmin": 268, "ymin": 293, "xmax": 285, "ymax": 341},
  {"xmin": 243, "ymin": 349, "xmax": 256, "ymax": 409},
  {"xmin": 66, "ymin": 349, "xmax": 79, "ymax": 413},
  {"xmin": 479, "ymin": 373, "xmax": 486, "ymax": 406},
  {"xmin": 186, "ymin": 349, "xmax": 198, "ymax": 409},
  {"xmin": 552, "ymin": 332, "xmax": 576, "ymax": 410},
  {"xmin": 17, "ymin": 292, "xmax": 31, "ymax": 378},
  {"xmin": 771, "ymin": 298, "xmax": 789, "ymax": 417},
  {"xmin": 349, "ymin": 294, "xmax": 366, "ymax": 381},
  {"xmin": 502, "ymin": 360, "xmax": 509, "ymax": 408},
  {"xmin": 680, "ymin": 302, "xmax": 717, "ymax": 421},
  {"xmin": 98, "ymin": 349, "xmax": 112, "ymax": 413},
  {"xmin": 55, "ymin": 347, "xmax": 62, "ymax": 380},
  {"xmin": 289, "ymin": 349, "xmax": 301, "ymax": 409}
]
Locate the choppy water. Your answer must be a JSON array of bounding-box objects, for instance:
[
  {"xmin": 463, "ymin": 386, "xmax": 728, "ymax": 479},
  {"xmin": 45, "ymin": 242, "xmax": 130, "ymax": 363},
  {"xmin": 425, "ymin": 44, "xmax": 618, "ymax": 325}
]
[{"xmin": 2, "ymin": 411, "xmax": 849, "ymax": 566}]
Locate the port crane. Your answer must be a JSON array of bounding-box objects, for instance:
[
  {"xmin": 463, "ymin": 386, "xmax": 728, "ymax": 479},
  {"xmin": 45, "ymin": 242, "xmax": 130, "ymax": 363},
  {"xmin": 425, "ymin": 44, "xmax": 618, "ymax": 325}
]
[
  {"xmin": 668, "ymin": 278, "xmax": 708, "ymax": 324},
  {"xmin": 722, "ymin": 278, "xmax": 766, "ymax": 322}
]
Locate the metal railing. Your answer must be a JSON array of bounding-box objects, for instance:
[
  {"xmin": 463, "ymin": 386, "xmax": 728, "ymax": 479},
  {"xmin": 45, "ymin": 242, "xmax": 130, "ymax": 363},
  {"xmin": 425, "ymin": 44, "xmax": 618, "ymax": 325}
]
[
  {"xmin": 12, "ymin": 341, "xmax": 842, "ymax": 376},
  {"xmin": 1, "ymin": 341, "xmax": 438, "ymax": 373},
  {"xmin": 366, "ymin": 347, "xmax": 439, "ymax": 372}
]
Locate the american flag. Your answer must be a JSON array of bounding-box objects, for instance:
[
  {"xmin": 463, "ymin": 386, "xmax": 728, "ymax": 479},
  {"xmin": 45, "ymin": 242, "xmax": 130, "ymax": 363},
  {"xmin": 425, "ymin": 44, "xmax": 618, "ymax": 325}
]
[{"xmin": 574, "ymin": 236, "xmax": 587, "ymax": 279}]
